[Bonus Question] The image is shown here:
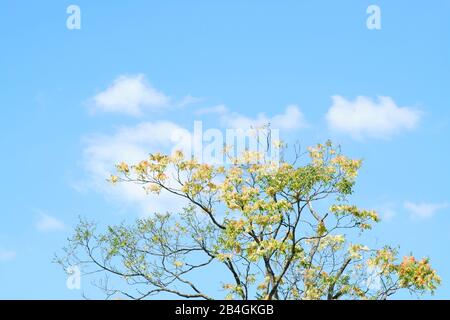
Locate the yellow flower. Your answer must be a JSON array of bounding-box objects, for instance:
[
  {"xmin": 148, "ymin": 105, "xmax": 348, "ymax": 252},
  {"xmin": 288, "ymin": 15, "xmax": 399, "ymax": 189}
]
[
  {"xmin": 116, "ymin": 162, "xmax": 129, "ymax": 173},
  {"xmin": 317, "ymin": 221, "xmax": 327, "ymax": 236},
  {"xmin": 172, "ymin": 150, "xmax": 184, "ymax": 162},
  {"xmin": 109, "ymin": 175, "xmax": 119, "ymax": 184},
  {"xmin": 146, "ymin": 184, "xmax": 162, "ymax": 194}
]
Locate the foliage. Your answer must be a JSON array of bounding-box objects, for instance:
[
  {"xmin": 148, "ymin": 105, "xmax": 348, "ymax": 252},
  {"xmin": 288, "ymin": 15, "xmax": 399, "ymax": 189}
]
[{"xmin": 57, "ymin": 138, "xmax": 440, "ymax": 300}]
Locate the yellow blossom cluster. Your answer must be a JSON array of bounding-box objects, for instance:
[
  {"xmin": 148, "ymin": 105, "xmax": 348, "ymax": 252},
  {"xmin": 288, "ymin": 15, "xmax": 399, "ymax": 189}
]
[
  {"xmin": 330, "ymin": 204, "xmax": 379, "ymax": 229},
  {"xmin": 330, "ymin": 156, "xmax": 362, "ymax": 179},
  {"xmin": 310, "ymin": 234, "xmax": 346, "ymax": 251},
  {"xmin": 398, "ymin": 256, "xmax": 441, "ymax": 291},
  {"xmin": 367, "ymin": 247, "xmax": 399, "ymax": 277},
  {"xmin": 348, "ymin": 243, "xmax": 370, "ymax": 260}
]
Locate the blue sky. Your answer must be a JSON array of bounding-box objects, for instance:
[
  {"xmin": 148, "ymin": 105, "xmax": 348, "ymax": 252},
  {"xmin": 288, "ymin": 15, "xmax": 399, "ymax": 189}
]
[{"xmin": 0, "ymin": 0, "xmax": 449, "ymax": 299}]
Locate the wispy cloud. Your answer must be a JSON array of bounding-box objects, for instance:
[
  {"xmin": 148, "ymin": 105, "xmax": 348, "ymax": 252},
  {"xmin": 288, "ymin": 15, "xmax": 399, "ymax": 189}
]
[
  {"xmin": 177, "ymin": 95, "xmax": 204, "ymax": 107},
  {"xmin": 0, "ymin": 248, "xmax": 16, "ymax": 262},
  {"xmin": 377, "ymin": 202, "xmax": 397, "ymax": 222},
  {"xmin": 326, "ymin": 95, "xmax": 422, "ymax": 140},
  {"xmin": 195, "ymin": 104, "xmax": 228, "ymax": 115},
  {"xmin": 36, "ymin": 213, "xmax": 66, "ymax": 232},
  {"xmin": 91, "ymin": 74, "xmax": 170, "ymax": 116},
  {"xmin": 196, "ymin": 104, "xmax": 308, "ymax": 131},
  {"xmin": 404, "ymin": 201, "xmax": 448, "ymax": 219}
]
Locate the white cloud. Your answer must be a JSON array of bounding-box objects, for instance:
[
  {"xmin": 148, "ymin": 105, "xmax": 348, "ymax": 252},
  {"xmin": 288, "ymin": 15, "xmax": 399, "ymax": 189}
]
[
  {"xmin": 270, "ymin": 105, "xmax": 307, "ymax": 130},
  {"xmin": 377, "ymin": 203, "xmax": 397, "ymax": 222},
  {"xmin": 178, "ymin": 95, "xmax": 204, "ymax": 107},
  {"xmin": 217, "ymin": 105, "xmax": 307, "ymax": 130},
  {"xmin": 195, "ymin": 104, "xmax": 229, "ymax": 115},
  {"xmin": 82, "ymin": 121, "xmax": 191, "ymax": 216},
  {"xmin": 404, "ymin": 201, "xmax": 448, "ymax": 219},
  {"xmin": 326, "ymin": 96, "xmax": 422, "ymax": 139},
  {"xmin": 382, "ymin": 208, "xmax": 397, "ymax": 221},
  {"xmin": 91, "ymin": 74, "xmax": 170, "ymax": 116},
  {"xmin": 0, "ymin": 249, "xmax": 16, "ymax": 262},
  {"xmin": 36, "ymin": 213, "xmax": 66, "ymax": 232}
]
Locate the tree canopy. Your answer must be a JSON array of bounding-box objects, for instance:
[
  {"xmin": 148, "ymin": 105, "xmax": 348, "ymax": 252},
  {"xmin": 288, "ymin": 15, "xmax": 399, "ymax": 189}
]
[{"xmin": 58, "ymin": 138, "xmax": 440, "ymax": 300}]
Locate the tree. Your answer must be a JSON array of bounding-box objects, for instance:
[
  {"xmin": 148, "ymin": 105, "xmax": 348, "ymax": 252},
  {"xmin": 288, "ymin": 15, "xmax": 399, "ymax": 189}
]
[{"xmin": 57, "ymin": 138, "xmax": 440, "ymax": 300}]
